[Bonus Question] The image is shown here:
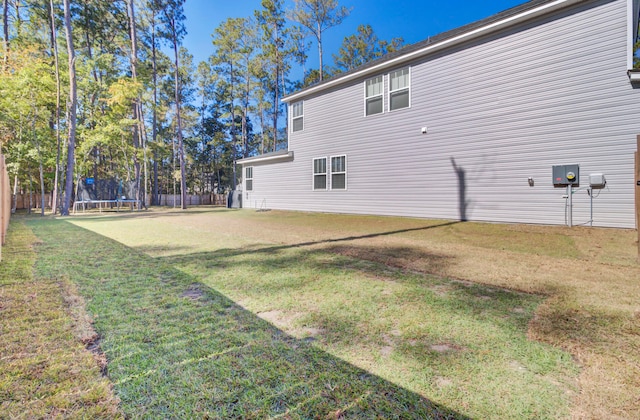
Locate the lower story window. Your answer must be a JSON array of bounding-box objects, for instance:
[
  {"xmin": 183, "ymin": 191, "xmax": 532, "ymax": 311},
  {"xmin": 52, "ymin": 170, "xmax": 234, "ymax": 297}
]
[
  {"xmin": 331, "ymin": 155, "xmax": 347, "ymax": 190},
  {"xmin": 313, "ymin": 158, "xmax": 327, "ymax": 190},
  {"xmin": 245, "ymin": 166, "xmax": 253, "ymax": 191}
]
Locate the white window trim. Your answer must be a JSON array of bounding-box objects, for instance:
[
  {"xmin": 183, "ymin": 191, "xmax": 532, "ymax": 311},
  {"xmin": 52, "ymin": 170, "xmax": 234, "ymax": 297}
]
[
  {"xmin": 364, "ymin": 75, "xmax": 384, "ymax": 117},
  {"xmin": 245, "ymin": 166, "xmax": 253, "ymax": 191},
  {"xmin": 388, "ymin": 67, "xmax": 411, "ymax": 112},
  {"xmin": 291, "ymin": 101, "xmax": 304, "ymax": 133},
  {"xmin": 312, "ymin": 157, "xmax": 328, "ymax": 191},
  {"xmin": 330, "ymin": 155, "xmax": 347, "ymax": 191},
  {"xmin": 628, "ymin": 0, "xmax": 639, "ymax": 69}
]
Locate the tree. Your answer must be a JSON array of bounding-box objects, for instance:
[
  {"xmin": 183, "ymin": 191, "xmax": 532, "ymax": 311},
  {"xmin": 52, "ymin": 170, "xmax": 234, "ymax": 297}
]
[
  {"xmin": 139, "ymin": 0, "xmax": 166, "ymax": 205},
  {"xmin": 61, "ymin": 0, "xmax": 77, "ymax": 216},
  {"xmin": 159, "ymin": 0, "xmax": 187, "ymax": 209},
  {"xmin": 49, "ymin": 0, "xmax": 62, "ymax": 214},
  {"xmin": 126, "ymin": 0, "xmax": 146, "ymax": 209},
  {"xmin": 255, "ymin": 0, "xmax": 292, "ymax": 153},
  {"xmin": 333, "ymin": 24, "xmax": 403, "ymax": 73},
  {"xmin": 287, "ymin": 0, "xmax": 350, "ymax": 83},
  {"xmin": 211, "ymin": 17, "xmax": 245, "ymax": 190}
]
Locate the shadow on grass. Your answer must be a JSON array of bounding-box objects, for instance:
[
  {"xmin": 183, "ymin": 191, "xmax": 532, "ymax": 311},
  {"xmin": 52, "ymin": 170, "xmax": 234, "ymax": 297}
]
[
  {"xmin": 164, "ymin": 242, "xmax": 540, "ymax": 344},
  {"xmin": 155, "ymin": 220, "xmax": 461, "ymax": 264},
  {"xmin": 27, "ymin": 218, "xmax": 469, "ymax": 419}
]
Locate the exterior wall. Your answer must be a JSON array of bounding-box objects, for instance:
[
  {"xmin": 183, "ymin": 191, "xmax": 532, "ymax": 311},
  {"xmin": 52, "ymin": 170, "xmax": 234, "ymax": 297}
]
[{"xmin": 244, "ymin": 0, "xmax": 640, "ymax": 228}]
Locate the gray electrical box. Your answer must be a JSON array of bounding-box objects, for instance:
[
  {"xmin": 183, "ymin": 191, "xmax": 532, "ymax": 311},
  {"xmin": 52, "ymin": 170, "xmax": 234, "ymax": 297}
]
[
  {"xmin": 589, "ymin": 173, "xmax": 606, "ymax": 189},
  {"xmin": 552, "ymin": 164, "xmax": 580, "ymax": 187}
]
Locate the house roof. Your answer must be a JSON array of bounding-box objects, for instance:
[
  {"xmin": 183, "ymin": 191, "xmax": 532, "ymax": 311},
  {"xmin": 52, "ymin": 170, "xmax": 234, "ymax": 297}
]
[
  {"xmin": 282, "ymin": 0, "xmax": 586, "ymax": 103},
  {"xmin": 237, "ymin": 149, "xmax": 294, "ymax": 165}
]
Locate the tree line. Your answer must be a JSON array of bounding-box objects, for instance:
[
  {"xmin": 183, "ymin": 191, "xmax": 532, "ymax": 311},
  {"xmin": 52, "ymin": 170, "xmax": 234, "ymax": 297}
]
[{"xmin": 0, "ymin": 0, "xmax": 403, "ymax": 214}]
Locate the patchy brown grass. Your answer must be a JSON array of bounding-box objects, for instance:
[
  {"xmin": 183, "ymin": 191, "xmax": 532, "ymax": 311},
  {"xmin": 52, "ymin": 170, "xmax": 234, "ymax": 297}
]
[{"xmin": 0, "ymin": 219, "xmax": 122, "ymax": 418}]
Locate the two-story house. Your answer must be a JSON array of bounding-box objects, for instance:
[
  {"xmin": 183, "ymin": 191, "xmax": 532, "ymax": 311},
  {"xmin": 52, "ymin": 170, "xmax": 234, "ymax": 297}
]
[{"xmin": 239, "ymin": 0, "xmax": 640, "ymax": 228}]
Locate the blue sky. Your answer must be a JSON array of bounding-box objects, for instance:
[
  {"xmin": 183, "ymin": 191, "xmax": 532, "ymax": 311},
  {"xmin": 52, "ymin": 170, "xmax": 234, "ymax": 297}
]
[{"xmin": 183, "ymin": 0, "xmax": 525, "ymax": 75}]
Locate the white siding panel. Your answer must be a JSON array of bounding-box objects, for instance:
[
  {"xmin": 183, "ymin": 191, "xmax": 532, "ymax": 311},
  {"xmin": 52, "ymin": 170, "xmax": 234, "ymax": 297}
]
[{"xmin": 248, "ymin": 0, "xmax": 639, "ymax": 228}]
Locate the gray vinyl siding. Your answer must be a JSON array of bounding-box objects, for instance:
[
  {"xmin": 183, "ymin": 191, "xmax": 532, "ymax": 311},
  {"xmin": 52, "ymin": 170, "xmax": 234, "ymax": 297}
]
[{"xmin": 244, "ymin": 0, "xmax": 639, "ymax": 228}]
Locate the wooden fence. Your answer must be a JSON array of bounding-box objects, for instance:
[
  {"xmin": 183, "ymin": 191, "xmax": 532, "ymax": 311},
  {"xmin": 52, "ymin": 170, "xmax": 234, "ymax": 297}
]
[
  {"xmin": 12, "ymin": 193, "xmax": 229, "ymax": 211},
  {"xmin": 0, "ymin": 155, "xmax": 11, "ymax": 260},
  {"xmin": 13, "ymin": 193, "xmax": 53, "ymax": 210},
  {"xmin": 155, "ymin": 194, "xmax": 227, "ymax": 207}
]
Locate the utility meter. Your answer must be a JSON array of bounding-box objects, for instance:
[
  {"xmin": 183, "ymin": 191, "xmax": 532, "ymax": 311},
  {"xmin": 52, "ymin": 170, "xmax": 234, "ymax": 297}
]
[{"xmin": 552, "ymin": 164, "xmax": 580, "ymax": 187}]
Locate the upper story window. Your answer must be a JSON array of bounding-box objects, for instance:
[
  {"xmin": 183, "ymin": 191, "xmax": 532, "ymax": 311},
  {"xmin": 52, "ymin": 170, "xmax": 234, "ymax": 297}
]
[
  {"xmin": 313, "ymin": 157, "xmax": 327, "ymax": 190},
  {"xmin": 365, "ymin": 75, "xmax": 383, "ymax": 116},
  {"xmin": 330, "ymin": 155, "xmax": 347, "ymax": 190},
  {"xmin": 389, "ymin": 67, "xmax": 410, "ymax": 111},
  {"xmin": 291, "ymin": 101, "xmax": 304, "ymax": 132},
  {"xmin": 245, "ymin": 166, "xmax": 253, "ymax": 191}
]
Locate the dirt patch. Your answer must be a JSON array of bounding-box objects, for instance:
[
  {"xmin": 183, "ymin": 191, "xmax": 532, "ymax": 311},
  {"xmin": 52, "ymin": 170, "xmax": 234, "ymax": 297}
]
[
  {"xmin": 59, "ymin": 280, "xmax": 99, "ymax": 345},
  {"xmin": 59, "ymin": 280, "xmax": 109, "ymax": 377},
  {"xmin": 380, "ymin": 345, "xmax": 394, "ymax": 358},
  {"xmin": 258, "ymin": 310, "xmax": 305, "ymax": 333},
  {"xmin": 302, "ymin": 327, "xmax": 322, "ymax": 337},
  {"xmin": 430, "ymin": 343, "xmax": 463, "ymax": 353},
  {"xmin": 86, "ymin": 337, "xmax": 109, "ymax": 376},
  {"xmin": 434, "ymin": 376, "xmax": 453, "ymax": 388},
  {"xmin": 327, "ymin": 244, "xmax": 453, "ymax": 274},
  {"xmin": 509, "ymin": 360, "xmax": 527, "ymax": 373},
  {"xmin": 258, "ymin": 309, "xmax": 283, "ymax": 323},
  {"xmin": 430, "ymin": 284, "xmax": 453, "ymax": 297},
  {"xmin": 181, "ymin": 284, "xmax": 204, "ymax": 300}
]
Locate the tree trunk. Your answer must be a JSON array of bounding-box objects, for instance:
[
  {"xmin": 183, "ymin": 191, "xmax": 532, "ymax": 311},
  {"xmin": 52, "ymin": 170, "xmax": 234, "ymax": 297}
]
[
  {"xmin": 38, "ymin": 144, "xmax": 45, "ymax": 216},
  {"xmin": 273, "ymin": 23, "xmax": 280, "ymax": 152},
  {"xmin": 318, "ymin": 22, "xmax": 323, "ymax": 81},
  {"xmin": 229, "ymin": 63, "xmax": 237, "ymax": 190},
  {"xmin": 11, "ymin": 174, "xmax": 17, "ymax": 213},
  {"xmin": 61, "ymin": 0, "xmax": 77, "ymax": 216},
  {"xmin": 2, "ymin": 0, "xmax": 8, "ymax": 71},
  {"xmin": 243, "ymin": 71, "xmax": 249, "ymax": 159},
  {"xmin": 167, "ymin": 15, "xmax": 187, "ymax": 209},
  {"xmin": 151, "ymin": 10, "xmax": 159, "ymax": 206},
  {"xmin": 127, "ymin": 0, "xmax": 144, "ymax": 210},
  {"xmin": 49, "ymin": 0, "xmax": 61, "ymax": 214},
  {"xmin": 27, "ymin": 171, "xmax": 32, "ymax": 215},
  {"xmin": 32, "ymin": 105, "xmax": 45, "ymax": 216},
  {"xmin": 14, "ymin": 0, "xmax": 21, "ymax": 39}
]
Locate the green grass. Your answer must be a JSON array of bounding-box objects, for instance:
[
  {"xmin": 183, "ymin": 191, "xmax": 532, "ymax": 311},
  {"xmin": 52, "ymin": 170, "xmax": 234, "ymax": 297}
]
[
  {"xmin": 19, "ymin": 209, "xmax": 581, "ymax": 419},
  {"xmin": 25, "ymin": 217, "xmax": 465, "ymax": 419},
  {"xmin": 0, "ymin": 218, "xmax": 121, "ymax": 418}
]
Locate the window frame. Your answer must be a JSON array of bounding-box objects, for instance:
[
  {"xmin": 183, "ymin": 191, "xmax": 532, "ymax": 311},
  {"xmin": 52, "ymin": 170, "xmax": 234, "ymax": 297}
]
[
  {"xmin": 389, "ymin": 67, "xmax": 411, "ymax": 112},
  {"xmin": 291, "ymin": 101, "xmax": 304, "ymax": 132},
  {"xmin": 245, "ymin": 166, "xmax": 253, "ymax": 191},
  {"xmin": 330, "ymin": 155, "xmax": 347, "ymax": 191},
  {"xmin": 364, "ymin": 75, "xmax": 384, "ymax": 116},
  {"xmin": 312, "ymin": 157, "xmax": 327, "ymax": 191}
]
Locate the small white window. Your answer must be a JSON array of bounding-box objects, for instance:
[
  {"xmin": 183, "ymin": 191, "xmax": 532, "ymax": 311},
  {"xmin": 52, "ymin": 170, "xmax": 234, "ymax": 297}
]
[
  {"xmin": 291, "ymin": 101, "xmax": 304, "ymax": 132},
  {"xmin": 245, "ymin": 166, "xmax": 253, "ymax": 191},
  {"xmin": 313, "ymin": 157, "xmax": 327, "ymax": 190},
  {"xmin": 330, "ymin": 155, "xmax": 347, "ymax": 190},
  {"xmin": 389, "ymin": 67, "xmax": 410, "ymax": 111},
  {"xmin": 365, "ymin": 75, "xmax": 383, "ymax": 116}
]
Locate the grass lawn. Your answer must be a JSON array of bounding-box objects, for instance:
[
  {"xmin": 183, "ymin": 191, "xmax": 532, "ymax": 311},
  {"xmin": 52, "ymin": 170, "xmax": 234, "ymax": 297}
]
[
  {"xmin": 0, "ymin": 218, "xmax": 121, "ymax": 417},
  {"xmin": 2, "ymin": 207, "xmax": 638, "ymax": 418}
]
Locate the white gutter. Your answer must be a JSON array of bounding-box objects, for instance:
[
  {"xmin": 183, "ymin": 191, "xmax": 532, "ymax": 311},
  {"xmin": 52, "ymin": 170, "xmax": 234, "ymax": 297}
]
[
  {"xmin": 237, "ymin": 151, "xmax": 294, "ymax": 165},
  {"xmin": 283, "ymin": 0, "xmax": 585, "ymax": 103}
]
